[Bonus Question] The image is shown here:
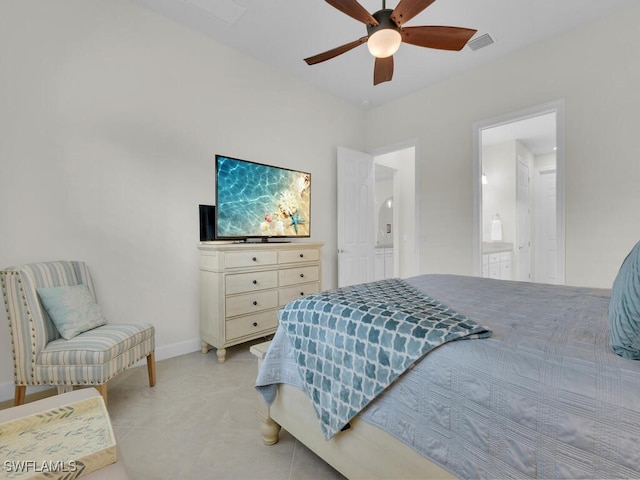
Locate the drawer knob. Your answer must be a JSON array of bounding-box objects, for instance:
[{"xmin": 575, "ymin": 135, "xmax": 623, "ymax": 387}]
[
  {"xmin": 252, "ymin": 256, "xmax": 257, "ymax": 262},
  {"xmin": 252, "ymin": 322, "xmax": 258, "ymax": 327},
  {"xmin": 252, "ymin": 280, "xmax": 257, "ymax": 285},
  {"xmin": 299, "ymin": 253, "xmax": 304, "ymax": 258},
  {"xmin": 300, "ymin": 292, "xmax": 304, "ymax": 296},
  {"xmin": 252, "ymin": 300, "xmax": 258, "ymax": 306},
  {"xmin": 300, "ymin": 273, "xmax": 304, "ymax": 278}
]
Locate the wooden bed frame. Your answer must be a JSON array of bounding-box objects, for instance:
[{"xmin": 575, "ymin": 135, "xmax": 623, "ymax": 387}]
[{"xmin": 251, "ymin": 342, "xmax": 456, "ymax": 480}]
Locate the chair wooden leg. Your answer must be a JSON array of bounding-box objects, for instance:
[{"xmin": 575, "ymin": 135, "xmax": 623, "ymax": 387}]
[
  {"xmin": 147, "ymin": 352, "xmax": 156, "ymax": 387},
  {"xmin": 14, "ymin": 385, "xmax": 26, "ymax": 406},
  {"xmin": 95, "ymin": 384, "xmax": 108, "ymax": 407}
]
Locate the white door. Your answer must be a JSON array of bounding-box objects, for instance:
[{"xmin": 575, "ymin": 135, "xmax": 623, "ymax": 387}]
[
  {"xmin": 516, "ymin": 157, "xmax": 531, "ymax": 281},
  {"xmin": 337, "ymin": 146, "xmax": 375, "ymax": 287},
  {"xmin": 534, "ymin": 169, "xmax": 557, "ymax": 284}
]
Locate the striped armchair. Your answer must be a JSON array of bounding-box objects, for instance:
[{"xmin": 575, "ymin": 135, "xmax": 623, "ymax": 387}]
[{"xmin": 1, "ymin": 261, "xmax": 156, "ymax": 406}]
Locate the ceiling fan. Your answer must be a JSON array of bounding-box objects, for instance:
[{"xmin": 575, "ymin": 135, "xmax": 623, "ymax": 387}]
[{"xmin": 304, "ymin": 0, "xmax": 477, "ymax": 85}]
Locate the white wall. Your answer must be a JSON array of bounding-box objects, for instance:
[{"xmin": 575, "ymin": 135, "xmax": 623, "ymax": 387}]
[
  {"xmin": 0, "ymin": 0, "xmax": 365, "ymax": 400},
  {"xmin": 3, "ymin": 1, "xmax": 639, "ymax": 401},
  {"xmin": 535, "ymin": 153, "xmax": 557, "ymax": 172},
  {"xmin": 365, "ymin": 5, "xmax": 640, "ymax": 288},
  {"xmin": 481, "ymin": 142, "xmax": 516, "ymax": 244}
]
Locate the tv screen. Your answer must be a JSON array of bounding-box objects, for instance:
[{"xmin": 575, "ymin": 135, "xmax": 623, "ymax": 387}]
[{"xmin": 215, "ymin": 155, "xmax": 311, "ymax": 240}]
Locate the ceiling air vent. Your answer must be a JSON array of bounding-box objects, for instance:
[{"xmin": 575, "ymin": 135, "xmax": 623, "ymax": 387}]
[
  {"xmin": 183, "ymin": 0, "xmax": 246, "ymax": 25},
  {"xmin": 467, "ymin": 33, "xmax": 495, "ymax": 51}
]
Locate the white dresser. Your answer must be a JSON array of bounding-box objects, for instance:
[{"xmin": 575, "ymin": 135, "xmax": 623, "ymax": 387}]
[{"xmin": 198, "ymin": 242, "xmax": 324, "ymax": 363}]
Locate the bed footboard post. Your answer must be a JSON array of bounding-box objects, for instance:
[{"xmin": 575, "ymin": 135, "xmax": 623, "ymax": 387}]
[
  {"xmin": 251, "ymin": 341, "xmax": 282, "ymax": 445},
  {"xmin": 260, "ymin": 411, "xmax": 282, "ymax": 445}
]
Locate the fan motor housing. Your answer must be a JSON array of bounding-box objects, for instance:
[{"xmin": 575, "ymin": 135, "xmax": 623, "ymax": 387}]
[{"xmin": 367, "ymin": 9, "xmax": 400, "ymax": 37}]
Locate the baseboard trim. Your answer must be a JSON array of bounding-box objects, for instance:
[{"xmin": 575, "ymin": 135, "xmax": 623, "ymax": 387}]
[
  {"xmin": 0, "ymin": 337, "xmax": 202, "ymax": 404},
  {"xmin": 133, "ymin": 337, "xmax": 202, "ymax": 366}
]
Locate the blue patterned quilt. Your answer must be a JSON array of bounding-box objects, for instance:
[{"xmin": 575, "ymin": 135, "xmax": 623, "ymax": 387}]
[
  {"xmin": 258, "ymin": 275, "xmax": 640, "ymax": 478},
  {"xmin": 278, "ymin": 278, "xmax": 492, "ymax": 439}
]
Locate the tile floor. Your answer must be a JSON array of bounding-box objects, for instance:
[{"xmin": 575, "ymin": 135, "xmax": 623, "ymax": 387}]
[{"xmin": 2, "ymin": 341, "xmax": 345, "ymax": 480}]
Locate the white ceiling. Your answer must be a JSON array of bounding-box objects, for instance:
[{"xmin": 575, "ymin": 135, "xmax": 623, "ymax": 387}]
[
  {"xmin": 482, "ymin": 112, "xmax": 557, "ymax": 156},
  {"xmin": 133, "ymin": 0, "xmax": 637, "ymax": 109}
]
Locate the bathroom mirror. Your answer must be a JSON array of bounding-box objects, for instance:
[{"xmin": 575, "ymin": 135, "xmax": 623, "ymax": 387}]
[{"xmin": 377, "ymin": 197, "xmax": 393, "ymax": 247}]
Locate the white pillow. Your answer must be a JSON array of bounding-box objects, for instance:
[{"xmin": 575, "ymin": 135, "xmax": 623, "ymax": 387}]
[{"xmin": 37, "ymin": 284, "xmax": 106, "ymax": 339}]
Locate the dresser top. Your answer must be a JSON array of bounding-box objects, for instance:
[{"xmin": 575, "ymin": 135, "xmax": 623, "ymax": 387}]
[{"xmin": 198, "ymin": 241, "xmax": 324, "ymax": 252}]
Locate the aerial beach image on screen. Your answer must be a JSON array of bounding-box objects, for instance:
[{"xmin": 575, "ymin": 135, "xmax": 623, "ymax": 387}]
[{"xmin": 216, "ymin": 156, "xmax": 311, "ymax": 239}]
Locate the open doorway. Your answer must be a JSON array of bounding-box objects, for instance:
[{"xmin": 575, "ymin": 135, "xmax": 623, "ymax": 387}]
[
  {"xmin": 337, "ymin": 143, "xmax": 418, "ymax": 287},
  {"xmin": 374, "ymin": 146, "xmax": 417, "ymax": 280},
  {"xmin": 472, "ymin": 101, "xmax": 565, "ymax": 285}
]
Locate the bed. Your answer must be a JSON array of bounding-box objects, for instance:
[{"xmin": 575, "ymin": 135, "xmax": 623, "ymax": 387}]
[{"xmin": 254, "ymin": 272, "xmax": 640, "ymax": 479}]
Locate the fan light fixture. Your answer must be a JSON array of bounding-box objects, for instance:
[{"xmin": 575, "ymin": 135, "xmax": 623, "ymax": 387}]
[
  {"xmin": 367, "ymin": 28, "xmax": 402, "ymax": 58},
  {"xmin": 366, "ymin": 8, "xmax": 402, "ymax": 59},
  {"xmin": 303, "ymin": 0, "xmax": 478, "ymax": 86}
]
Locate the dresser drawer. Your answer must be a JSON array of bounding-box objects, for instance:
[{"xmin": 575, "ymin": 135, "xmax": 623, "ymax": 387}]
[
  {"xmin": 199, "ymin": 242, "xmax": 323, "ymax": 363},
  {"xmin": 225, "ymin": 270, "xmax": 278, "ymax": 295},
  {"xmin": 226, "ymin": 310, "xmax": 278, "ymax": 341},
  {"xmin": 224, "ymin": 250, "xmax": 278, "ymax": 269},
  {"xmin": 279, "ymin": 266, "xmax": 319, "ymax": 287},
  {"xmin": 279, "ymin": 248, "xmax": 319, "ymax": 264},
  {"xmin": 226, "ymin": 290, "xmax": 278, "ymax": 317},
  {"xmin": 279, "ymin": 282, "xmax": 320, "ymax": 306}
]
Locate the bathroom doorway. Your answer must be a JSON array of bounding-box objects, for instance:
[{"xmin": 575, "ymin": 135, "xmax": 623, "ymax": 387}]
[
  {"xmin": 473, "ymin": 101, "xmax": 565, "ymax": 284},
  {"xmin": 337, "ymin": 143, "xmax": 418, "ymax": 287},
  {"xmin": 373, "ymin": 146, "xmax": 417, "ymax": 281}
]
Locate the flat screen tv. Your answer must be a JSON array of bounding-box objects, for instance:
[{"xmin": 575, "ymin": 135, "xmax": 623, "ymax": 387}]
[{"xmin": 215, "ymin": 155, "xmax": 311, "ymax": 241}]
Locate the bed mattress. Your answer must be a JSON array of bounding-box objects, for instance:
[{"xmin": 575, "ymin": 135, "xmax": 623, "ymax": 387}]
[{"xmin": 256, "ymin": 274, "xmax": 640, "ymax": 479}]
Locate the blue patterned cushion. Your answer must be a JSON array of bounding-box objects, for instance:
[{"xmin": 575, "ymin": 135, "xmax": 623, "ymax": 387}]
[
  {"xmin": 609, "ymin": 241, "xmax": 640, "ymax": 359},
  {"xmin": 37, "ymin": 284, "xmax": 106, "ymax": 340}
]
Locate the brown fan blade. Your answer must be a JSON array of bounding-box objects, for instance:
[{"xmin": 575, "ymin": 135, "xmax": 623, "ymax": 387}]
[
  {"xmin": 325, "ymin": 0, "xmax": 379, "ymax": 26},
  {"xmin": 390, "ymin": 0, "xmax": 436, "ymax": 26},
  {"xmin": 401, "ymin": 26, "xmax": 477, "ymax": 51},
  {"xmin": 373, "ymin": 56, "xmax": 394, "ymax": 85},
  {"xmin": 304, "ymin": 36, "xmax": 368, "ymax": 65}
]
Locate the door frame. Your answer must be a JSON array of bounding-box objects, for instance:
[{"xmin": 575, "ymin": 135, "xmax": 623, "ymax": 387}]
[
  {"xmin": 533, "ymin": 166, "xmax": 558, "ymax": 283},
  {"xmin": 516, "ymin": 155, "xmax": 531, "ymax": 281},
  {"xmin": 472, "ymin": 100, "xmax": 566, "ymax": 284},
  {"xmin": 371, "ymin": 138, "xmax": 421, "ymax": 277}
]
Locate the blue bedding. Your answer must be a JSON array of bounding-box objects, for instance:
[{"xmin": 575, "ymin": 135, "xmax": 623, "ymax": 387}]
[
  {"xmin": 276, "ymin": 278, "xmax": 491, "ymax": 439},
  {"xmin": 256, "ymin": 275, "xmax": 640, "ymax": 479}
]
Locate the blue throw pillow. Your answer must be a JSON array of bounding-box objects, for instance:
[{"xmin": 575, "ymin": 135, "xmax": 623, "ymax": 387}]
[
  {"xmin": 609, "ymin": 241, "xmax": 640, "ymax": 359},
  {"xmin": 37, "ymin": 284, "xmax": 106, "ymax": 340}
]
